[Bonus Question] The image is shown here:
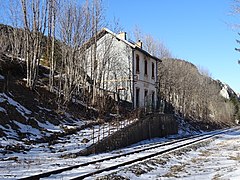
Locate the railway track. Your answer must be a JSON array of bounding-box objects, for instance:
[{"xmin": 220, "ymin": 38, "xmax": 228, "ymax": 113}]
[{"xmin": 20, "ymin": 127, "xmax": 239, "ymax": 180}]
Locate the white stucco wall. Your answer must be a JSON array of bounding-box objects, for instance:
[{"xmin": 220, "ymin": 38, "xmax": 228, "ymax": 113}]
[
  {"xmin": 133, "ymin": 50, "xmax": 157, "ymax": 109},
  {"xmin": 85, "ymin": 32, "xmax": 133, "ymax": 103}
]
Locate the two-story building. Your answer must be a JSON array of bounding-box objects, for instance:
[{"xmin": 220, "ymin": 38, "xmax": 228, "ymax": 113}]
[{"xmin": 84, "ymin": 28, "xmax": 160, "ymax": 109}]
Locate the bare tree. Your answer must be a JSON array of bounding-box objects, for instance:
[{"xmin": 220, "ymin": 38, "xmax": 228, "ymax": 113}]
[
  {"xmin": 232, "ymin": 0, "xmax": 240, "ymax": 65},
  {"xmin": 89, "ymin": 0, "xmax": 105, "ymax": 105},
  {"xmin": 159, "ymin": 58, "xmax": 235, "ymax": 125},
  {"xmin": 0, "ymin": 25, "xmax": 10, "ymax": 53},
  {"xmin": 47, "ymin": 0, "xmax": 58, "ymax": 92},
  {"xmin": 20, "ymin": 0, "xmax": 48, "ymax": 90},
  {"xmin": 56, "ymin": 0, "xmax": 102, "ymax": 105},
  {"xmin": 133, "ymin": 27, "xmax": 172, "ymax": 59},
  {"xmin": 0, "ymin": 1, "xmax": 23, "ymax": 58}
]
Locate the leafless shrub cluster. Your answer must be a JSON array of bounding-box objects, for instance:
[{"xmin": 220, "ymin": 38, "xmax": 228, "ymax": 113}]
[{"xmin": 159, "ymin": 58, "xmax": 235, "ymax": 124}]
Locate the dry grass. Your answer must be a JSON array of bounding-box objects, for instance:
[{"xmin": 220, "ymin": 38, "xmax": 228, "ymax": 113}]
[
  {"xmin": 199, "ymin": 149, "xmax": 212, "ymax": 157},
  {"xmin": 191, "ymin": 157, "xmax": 205, "ymax": 163},
  {"xmin": 162, "ymin": 164, "xmax": 186, "ymax": 178},
  {"xmin": 229, "ymin": 153, "xmax": 240, "ymax": 161},
  {"xmin": 212, "ymin": 173, "xmax": 221, "ymax": 180},
  {"xmin": 170, "ymin": 164, "xmax": 186, "ymax": 172}
]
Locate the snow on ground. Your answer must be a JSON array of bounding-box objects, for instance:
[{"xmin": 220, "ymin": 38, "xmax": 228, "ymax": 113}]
[
  {"xmin": 0, "ymin": 119, "xmax": 138, "ymax": 179},
  {"xmin": 13, "ymin": 120, "xmax": 42, "ymax": 139},
  {"xmin": 98, "ymin": 129, "xmax": 240, "ymax": 180},
  {"xmin": 0, "ymin": 111, "xmax": 204, "ymax": 180},
  {"xmin": 0, "ymin": 93, "xmax": 32, "ymax": 116},
  {"xmin": 0, "ymin": 92, "xmax": 86, "ymax": 141},
  {"xmin": 0, "ymin": 74, "xmax": 4, "ymax": 80}
]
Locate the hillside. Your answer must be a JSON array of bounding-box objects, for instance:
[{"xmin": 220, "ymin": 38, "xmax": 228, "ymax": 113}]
[
  {"xmin": 158, "ymin": 58, "xmax": 240, "ymax": 128},
  {"xmin": 218, "ymin": 80, "xmax": 239, "ymax": 99},
  {"xmin": 0, "ymin": 53, "xmax": 106, "ymax": 154},
  {"xmin": 0, "ymin": 23, "xmax": 62, "ymax": 68}
]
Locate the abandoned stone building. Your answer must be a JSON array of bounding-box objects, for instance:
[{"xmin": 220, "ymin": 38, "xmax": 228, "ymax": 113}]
[{"xmin": 84, "ymin": 28, "xmax": 161, "ymax": 109}]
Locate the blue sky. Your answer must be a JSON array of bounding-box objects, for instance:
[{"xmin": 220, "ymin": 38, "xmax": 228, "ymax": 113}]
[{"xmin": 105, "ymin": 0, "xmax": 240, "ymax": 93}]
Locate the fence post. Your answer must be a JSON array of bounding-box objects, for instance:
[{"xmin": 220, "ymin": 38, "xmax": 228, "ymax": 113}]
[
  {"xmin": 103, "ymin": 124, "xmax": 105, "ymax": 138},
  {"xmin": 116, "ymin": 119, "xmax": 119, "ymax": 131},
  {"xmin": 98, "ymin": 126, "xmax": 100, "ymax": 143},
  {"xmin": 108, "ymin": 122, "xmax": 110, "ymax": 136},
  {"xmin": 92, "ymin": 126, "xmax": 95, "ymax": 144},
  {"xmin": 148, "ymin": 118, "xmax": 151, "ymax": 140}
]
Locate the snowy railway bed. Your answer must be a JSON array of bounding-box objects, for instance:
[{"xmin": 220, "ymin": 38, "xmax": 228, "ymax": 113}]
[
  {"xmin": 99, "ymin": 126, "xmax": 240, "ymax": 180},
  {"xmin": 18, "ymin": 127, "xmax": 239, "ymax": 180}
]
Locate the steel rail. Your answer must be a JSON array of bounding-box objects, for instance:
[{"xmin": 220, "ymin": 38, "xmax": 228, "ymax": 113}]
[{"xmin": 20, "ymin": 127, "xmax": 238, "ymax": 180}]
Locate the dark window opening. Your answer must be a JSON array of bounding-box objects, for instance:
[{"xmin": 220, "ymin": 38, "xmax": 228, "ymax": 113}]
[
  {"xmin": 152, "ymin": 91, "xmax": 155, "ymax": 109},
  {"xmin": 136, "ymin": 54, "xmax": 140, "ymax": 73},
  {"xmin": 136, "ymin": 88, "xmax": 140, "ymax": 108},
  {"xmin": 144, "ymin": 90, "xmax": 148, "ymax": 106},
  {"xmin": 144, "ymin": 59, "xmax": 147, "ymax": 75},
  {"xmin": 145, "ymin": 90, "xmax": 148, "ymax": 98},
  {"xmin": 152, "ymin": 62, "xmax": 155, "ymax": 78}
]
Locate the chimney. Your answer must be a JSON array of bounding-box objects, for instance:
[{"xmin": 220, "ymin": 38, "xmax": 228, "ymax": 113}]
[
  {"xmin": 136, "ymin": 40, "xmax": 142, "ymax": 49},
  {"xmin": 117, "ymin": 32, "xmax": 127, "ymax": 40}
]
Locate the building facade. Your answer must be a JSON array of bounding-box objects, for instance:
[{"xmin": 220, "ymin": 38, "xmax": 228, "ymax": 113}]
[{"xmin": 85, "ymin": 28, "xmax": 160, "ymax": 109}]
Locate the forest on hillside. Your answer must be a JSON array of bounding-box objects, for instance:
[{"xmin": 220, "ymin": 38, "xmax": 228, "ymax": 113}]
[
  {"xmin": 0, "ymin": 0, "xmax": 111, "ymax": 110},
  {"xmin": 158, "ymin": 59, "xmax": 240, "ymax": 127}
]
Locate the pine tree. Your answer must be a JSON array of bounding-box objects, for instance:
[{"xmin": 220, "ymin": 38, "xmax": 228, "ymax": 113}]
[{"xmin": 235, "ymin": 36, "xmax": 240, "ymax": 65}]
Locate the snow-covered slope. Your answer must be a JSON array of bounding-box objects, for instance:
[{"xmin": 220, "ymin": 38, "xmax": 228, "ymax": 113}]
[
  {"xmin": 0, "ymin": 91, "xmax": 85, "ymax": 142},
  {"xmin": 218, "ymin": 80, "xmax": 239, "ymax": 100},
  {"xmin": 220, "ymin": 85, "xmax": 230, "ymax": 99}
]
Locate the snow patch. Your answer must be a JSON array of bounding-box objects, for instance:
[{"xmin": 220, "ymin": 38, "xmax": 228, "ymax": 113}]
[
  {"xmin": 220, "ymin": 84, "xmax": 230, "ymax": 99},
  {"xmin": 0, "ymin": 93, "xmax": 32, "ymax": 116},
  {"xmin": 14, "ymin": 121, "xmax": 42, "ymax": 139},
  {"xmin": 0, "ymin": 74, "xmax": 4, "ymax": 80},
  {"xmin": 37, "ymin": 106, "xmax": 52, "ymax": 112},
  {"xmin": 3, "ymin": 124, "xmax": 18, "ymax": 138},
  {"xmin": 0, "ymin": 124, "xmax": 8, "ymax": 131},
  {"xmin": 37, "ymin": 121, "xmax": 62, "ymax": 133},
  {"xmin": 0, "ymin": 107, "xmax": 7, "ymax": 113}
]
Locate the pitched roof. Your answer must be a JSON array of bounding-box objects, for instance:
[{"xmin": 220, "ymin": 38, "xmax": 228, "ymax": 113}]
[{"xmin": 100, "ymin": 28, "xmax": 162, "ymax": 62}]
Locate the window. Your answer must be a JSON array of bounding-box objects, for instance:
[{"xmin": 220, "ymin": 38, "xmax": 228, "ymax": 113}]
[
  {"xmin": 152, "ymin": 62, "xmax": 155, "ymax": 78},
  {"xmin": 136, "ymin": 88, "xmax": 140, "ymax": 108},
  {"xmin": 144, "ymin": 90, "xmax": 148, "ymax": 98},
  {"xmin": 144, "ymin": 59, "xmax": 147, "ymax": 75},
  {"xmin": 152, "ymin": 91, "xmax": 155, "ymax": 109},
  {"xmin": 144, "ymin": 90, "xmax": 148, "ymax": 106},
  {"xmin": 136, "ymin": 54, "xmax": 140, "ymax": 73}
]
